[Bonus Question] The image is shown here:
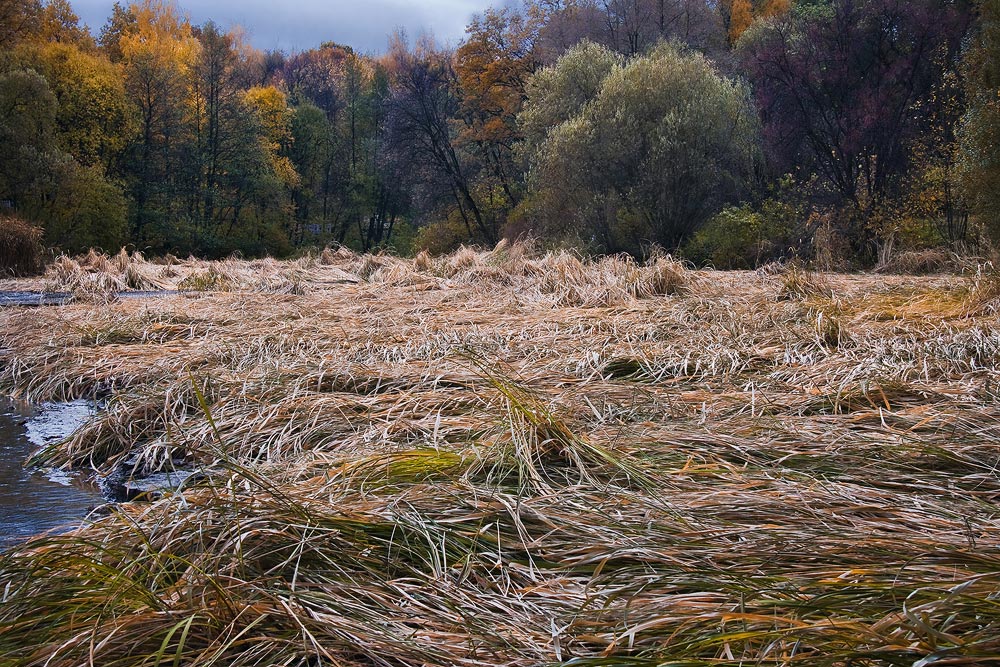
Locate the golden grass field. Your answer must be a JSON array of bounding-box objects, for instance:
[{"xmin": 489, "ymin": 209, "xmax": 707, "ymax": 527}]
[{"xmin": 0, "ymin": 244, "xmax": 999, "ymax": 666}]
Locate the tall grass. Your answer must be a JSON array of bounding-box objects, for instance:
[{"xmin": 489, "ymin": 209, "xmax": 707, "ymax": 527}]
[
  {"xmin": 1, "ymin": 244, "xmax": 999, "ymax": 665},
  {"xmin": 0, "ymin": 215, "xmax": 45, "ymax": 277}
]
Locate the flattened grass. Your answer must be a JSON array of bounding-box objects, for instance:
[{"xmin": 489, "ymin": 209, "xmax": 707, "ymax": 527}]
[{"xmin": 1, "ymin": 244, "xmax": 999, "ymax": 665}]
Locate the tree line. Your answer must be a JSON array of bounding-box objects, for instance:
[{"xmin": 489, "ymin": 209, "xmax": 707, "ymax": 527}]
[{"xmin": 1, "ymin": 0, "xmax": 998, "ymax": 266}]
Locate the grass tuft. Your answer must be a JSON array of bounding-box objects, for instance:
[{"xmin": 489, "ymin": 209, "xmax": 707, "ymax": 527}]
[{"xmin": 0, "ymin": 216, "xmax": 45, "ymax": 277}]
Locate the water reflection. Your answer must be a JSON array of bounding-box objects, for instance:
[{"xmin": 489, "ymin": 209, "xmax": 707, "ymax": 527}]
[{"xmin": 0, "ymin": 398, "xmax": 104, "ymax": 549}]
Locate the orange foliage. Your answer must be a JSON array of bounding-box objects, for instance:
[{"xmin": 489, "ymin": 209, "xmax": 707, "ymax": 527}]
[
  {"xmin": 454, "ymin": 7, "xmax": 539, "ymax": 148},
  {"xmin": 729, "ymin": 0, "xmax": 754, "ymax": 44},
  {"xmin": 760, "ymin": 0, "xmax": 792, "ymax": 19}
]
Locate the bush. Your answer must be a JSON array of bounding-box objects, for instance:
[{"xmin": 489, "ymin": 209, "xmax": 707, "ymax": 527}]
[
  {"xmin": 520, "ymin": 41, "xmax": 762, "ymax": 253},
  {"xmin": 0, "ymin": 216, "xmax": 46, "ymax": 277},
  {"xmin": 684, "ymin": 200, "xmax": 799, "ymax": 269},
  {"xmin": 414, "ymin": 212, "xmax": 478, "ymax": 255}
]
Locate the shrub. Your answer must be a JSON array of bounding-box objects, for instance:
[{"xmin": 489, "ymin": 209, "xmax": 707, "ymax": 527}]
[
  {"xmin": 685, "ymin": 200, "xmax": 799, "ymax": 269},
  {"xmin": 520, "ymin": 41, "xmax": 762, "ymax": 253},
  {"xmin": 0, "ymin": 216, "xmax": 46, "ymax": 276}
]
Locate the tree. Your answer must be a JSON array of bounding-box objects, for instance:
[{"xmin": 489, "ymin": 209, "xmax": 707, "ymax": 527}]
[
  {"xmin": 385, "ymin": 34, "xmax": 496, "ymax": 245},
  {"xmin": 902, "ymin": 46, "xmax": 969, "ymax": 244},
  {"xmin": 0, "ymin": 68, "xmax": 127, "ymax": 251},
  {"xmin": 0, "ymin": 68, "xmax": 59, "ymax": 203},
  {"xmin": 535, "ymin": 0, "xmax": 726, "ymax": 59},
  {"xmin": 21, "ymin": 42, "xmax": 135, "ymax": 171},
  {"xmin": 518, "ymin": 39, "xmax": 621, "ymax": 166},
  {"xmin": 455, "ymin": 7, "xmax": 541, "ymax": 223},
  {"xmin": 36, "ymin": 0, "xmax": 94, "ymax": 48},
  {"xmin": 118, "ymin": 0, "xmax": 200, "ymax": 245},
  {"xmin": 959, "ymin": 0, "xmax": 1000, "ymax": 240},
  {"xmin": 183, "ymin": 22, "xmax": 291, "ymax": 254},
  {"xmin": 521, "ymin": 41, "xmax": 761, "ymax": 251},
  {"xmin": 740, "ymin": 0, "xmax": 973, "ymax": 246},
  {"xmin": 288, "ymin": 101, "xmax": 335, "ymax": 240},
  {"xmin": 729, "ymin": 0, "xmax": 754, "ymax": 42},
  {"xmin": 0, "ymin": 0, "xmax": 41, "ymax": 49},
  {"xmin": 720, "ymin": 0, "xmax": 793, "ymax": 46},
  {"xmin": 98, "ymin": 2, "xmax": 138, "ymax": 62},
  {"xmin": 282, "ymin": 42, "xmax": 353, "ymax": 117}
]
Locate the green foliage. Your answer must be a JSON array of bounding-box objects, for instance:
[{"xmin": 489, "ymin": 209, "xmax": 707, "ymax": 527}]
[
  {"xmin": 39, "ymin": 163, "xmax": 128, "ymax": 252},
  {"xmin": 0, "ymin": 64, "xmax": 127, "ymax": 252},
  {"xmin": 685, "ymin": 199, "xmax": 799, "ymax": 268},
  {"xmin": 0, "ymin": 67, "xmax": 57, "ymax": 183},
  {"xmin": 520, "ymin": 41, "xmax": 762, "ymax": 254},
  {"xmin": 959, "ymin": 0, "xmax": 1000, "ymax": 242},
  {"xmin": 518, "ymin": 40, "xmax": 621, "ymax": 162},
  {"xmin": 414, "ymin": 211, "xmax": 477, "ymax": 255}
]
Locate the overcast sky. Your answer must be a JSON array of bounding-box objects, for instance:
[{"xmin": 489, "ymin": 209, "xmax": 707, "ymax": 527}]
[{"xmin": 70, "ymin": 0, "xmax": 499, "ymax": 54}]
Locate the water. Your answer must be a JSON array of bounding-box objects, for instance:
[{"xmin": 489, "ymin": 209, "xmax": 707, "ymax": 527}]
[
  {"xmin": 0, "ymin": 398, "xmax": 105, "ymax": 549},
  {"xmin": 0, "ymin": 290, "xmax": 178, "ymax": 307},
  {"xmin": 0, "ymin": 291, "xmax": 72, "ymax": 306}
]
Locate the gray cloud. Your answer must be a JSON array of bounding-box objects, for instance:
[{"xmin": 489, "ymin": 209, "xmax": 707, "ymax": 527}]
[{"xmin": 71, "ymin": 0, "xmax": 497, "ymax": 53}]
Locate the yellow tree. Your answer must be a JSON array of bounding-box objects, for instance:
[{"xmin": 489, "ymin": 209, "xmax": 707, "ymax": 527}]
[
  {"xmin": 24, "ymin": 42, "xmax": 136, "ymax": 170},
  {"xmin": 762, "ymin": 0, "xmax": 792, "ymax": 17},
  {"xmin": 118, "ymin": 0, "xmax": 200, "ymax": 239},
  {"xmin": 244, "ymin": 85, "xmax": 299, "ymax": 189},
  {"xmin": 725, "ymin": 0, "xmax": 792, "ymax": 45},
  {"xmin": 36, "ymin": 0, "xmax": 94, "ymax": 48}
]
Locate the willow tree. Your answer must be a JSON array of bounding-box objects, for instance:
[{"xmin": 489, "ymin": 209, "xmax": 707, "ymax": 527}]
[{"xmin": 519, "ymin": 41, "xmax": 761, "ymax": 253}]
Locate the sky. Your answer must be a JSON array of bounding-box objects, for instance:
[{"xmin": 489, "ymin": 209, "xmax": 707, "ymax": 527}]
[{"xmin": 69, "ymin": 0, "xmax": 499, "ymax": 54}]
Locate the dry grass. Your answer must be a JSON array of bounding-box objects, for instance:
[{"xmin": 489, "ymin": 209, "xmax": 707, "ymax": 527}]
[
  {"xmin": 876, "ymin": 247, "xmax": 976, "ymax": 275},
  {"xmin": 0, "ymin": 242, "xmax": 999, "ymax": 666},
  {"xmin": 0, "ymin": 216, "xmax": 45, "ymax": 277}
]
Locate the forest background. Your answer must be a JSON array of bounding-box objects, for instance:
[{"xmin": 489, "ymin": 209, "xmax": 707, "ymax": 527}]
[{"xmin": 1, "ymin": 0, "xmax": 998, "ymax": 268}]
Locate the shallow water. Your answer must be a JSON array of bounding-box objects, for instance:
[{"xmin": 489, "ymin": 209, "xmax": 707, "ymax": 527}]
[
  {"xmin": 0, "ymin": 291, "xmax": 72, "ymax": 306},
  {"xmin": 0, "ymin": 398, "xmax": 104, "ymax": 548},
  {"xmin": 0, "ymin": 290, "xmax": 178, "ymax": 307}
]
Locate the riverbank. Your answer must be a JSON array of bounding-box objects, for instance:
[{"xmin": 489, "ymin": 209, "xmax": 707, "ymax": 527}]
[{"xmin": 1, "ymin": 246, "xmax": 998, "ymax": 665}]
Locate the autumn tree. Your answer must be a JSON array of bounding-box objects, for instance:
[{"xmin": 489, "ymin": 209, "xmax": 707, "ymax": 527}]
[
  {"xmin": 721, "ymin": 0, "xmax": 792, "ymax": 45},
  {"xmin": 98, "ymin": 1, "xmax": 138, "ymax": 62},
  {"xmin": 117, "ymin": 0, "xmax": 200, "ymax": 245},
  {"xmin": 520, "ymin": 41, "xmax": 761, "ymax": 252},
  {"xmin": 728, "ymin": 0, "xmax": 753, "ymax": 42},
  {"xmin": 455, "ymin": 7, "xmax": 541, "ymax": 224},
  {"xmin": 740, "ymin": 0, "xmax": 973, "ymax": 248},
  {"xmin": 23, "ymin": 42, "xmax": 135, "ymax": 171},
  {"xmin": 0, "ymin": 0, "xmax": 41, "ymax": 48},
  {"xmin": 36, "ymin": 0, "xmax": 94, "ymax": 48}
]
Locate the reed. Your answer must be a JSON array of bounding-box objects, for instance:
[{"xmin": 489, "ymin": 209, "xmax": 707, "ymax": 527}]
[{"xmin": 1, "ymin": 243, "xmax": 998, "ymax": 665}]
